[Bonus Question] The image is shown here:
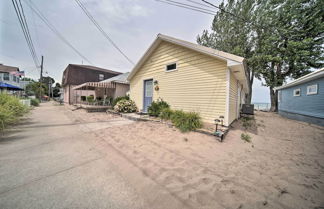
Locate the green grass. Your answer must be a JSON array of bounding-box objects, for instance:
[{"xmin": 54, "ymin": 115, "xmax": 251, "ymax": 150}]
[
  {"xmin": 159, "ymin": 108, "xmax": 174, "ymax": 120},
  {"xmin": 241, "ymin": 133, "xmax": 252, "ymax": 142},
  {"xmin": 0, "ymin": 94, "xmax": 29, "ymax": 130},
  {"xmin": 30, "ymin": 98, "xmax": 40, "ymax": 106},
  {"xmin": 171, "ymin": 110, "xmax": 202, "ymax": 132}
]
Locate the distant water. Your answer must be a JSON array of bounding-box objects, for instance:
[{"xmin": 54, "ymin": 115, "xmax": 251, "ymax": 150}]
[{"xmin": 253, "ymin": 103, "xmax": 270, "ymax": 111}]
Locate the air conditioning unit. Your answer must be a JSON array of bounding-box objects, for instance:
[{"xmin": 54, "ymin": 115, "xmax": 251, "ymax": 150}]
[{"xmin": 241, "ymin": 104, "xmax": 254, "ymax": 115}]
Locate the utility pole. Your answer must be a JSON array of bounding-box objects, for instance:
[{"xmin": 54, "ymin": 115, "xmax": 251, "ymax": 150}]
[{"xmin": 39, "ymin": 55, "xmax": 44, "ymax": 101}]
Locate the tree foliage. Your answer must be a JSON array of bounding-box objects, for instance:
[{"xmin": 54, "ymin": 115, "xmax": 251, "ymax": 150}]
[
  {"xmin": 197, "ymin": 0, "xmax": 256, "ymax": 103},
  {"xmin": 198, "ymin": 0, "xmax": 324, "ymax": 110}
]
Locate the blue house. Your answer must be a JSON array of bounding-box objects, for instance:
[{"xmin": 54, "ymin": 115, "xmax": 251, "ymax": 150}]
[{"xmin": 275, "ymin": 68, "xmax": 324, "ymax": 126}]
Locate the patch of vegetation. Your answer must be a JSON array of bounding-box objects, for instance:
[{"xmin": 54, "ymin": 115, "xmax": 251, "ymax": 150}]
[
  {"xmin": 159, "ymin": 108, "xmax": 174, "ymax": 120},
  {"xmin": 112, "ymin": 95, "xmax": 129, "ymax": 107},
  {"xmin": 114, "ymin": 99, "xmax": 137, "ymax": 113},
  {"xmin": 241, "ymin": 133, "xmax": 252, "ymax": 142},
  {"xmin": 30, "ymin": 98, "xmax": 40, "ymax": 107},
  {"xmin": 241, "ymin": 116, "xmax": 254, "ymax": 129},
  {"xmin": 0, "ymin": 94, "xmax": 28, "ymax": 130},
  {"xmin": 86, "ymin": 95, "xmax": 94, "ymax": 103},
  {"xmin": 148, "ymin": 100, "xmax": 169, "ymax": 117},
  {"xmin": 170, "ymin": 110, "xmax": 202, "ymax": 132}
]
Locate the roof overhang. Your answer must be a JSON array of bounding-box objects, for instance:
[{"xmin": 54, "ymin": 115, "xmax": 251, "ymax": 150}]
[
  {"xmin": 127, "ymin": 34, "xmax": 249, "ymax": 92},
  {"xmin": 275, "ymin": 68, "xmax": 324, "ymax": 91},
  {"xmin": 73, "ymin": 82, "xmax": 116, "ymax": 90}
]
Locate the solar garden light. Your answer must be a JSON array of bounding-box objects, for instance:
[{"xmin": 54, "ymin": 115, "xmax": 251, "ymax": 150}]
[
  {"xmin": 219, "ymin": 115, "xmax": 224, "ymax": 126},
  {"xmin": 214, "ymin": 119, "xmax": 221, "ymax": 132},
  {"xmin": 214, "ymin": 118, "xmax": 224, "ymax": 142}
]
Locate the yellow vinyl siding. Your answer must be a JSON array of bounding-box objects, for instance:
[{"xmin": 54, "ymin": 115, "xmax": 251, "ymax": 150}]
[
  {"xmin": 130, "ymin": 41, "xmax": 227, "ymax": 123},
  {"xmin": 228, "ymin": 71, "xmax": 238, "ymax": 125}
]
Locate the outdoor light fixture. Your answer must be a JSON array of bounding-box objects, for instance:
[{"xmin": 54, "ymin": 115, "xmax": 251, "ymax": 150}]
[
  {"xmin": 219, "ymin": 115, "xmax": 224, "ymax": 126},
  {"xmin": 214, "ymin": 119, "xmax": 224, "ymax": 142},
  {"xmin": 154, "ymin": 80, "xmax": 159, "ymax": 91},
  {"xmin": 214, "ymin": 119, "xmax": 221, "ymax": 132}
]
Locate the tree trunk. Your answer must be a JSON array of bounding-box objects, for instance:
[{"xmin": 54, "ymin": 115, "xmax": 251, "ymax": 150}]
[
  {"xmin": 243, "ymin": 63, "xmax": 253, "ymax": 104},
  {"xmin": 245, "ymin": 86, "xmax": 252, "ymax": 104},
  {"xmin": 269, "ymin": 87, "xmax": 278, "ymax": 112}
]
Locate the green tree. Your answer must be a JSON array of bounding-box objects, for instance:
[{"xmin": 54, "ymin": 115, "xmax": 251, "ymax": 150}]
[
  {"xmin": 52, "ymin": 83, "xmax": 61, "ymax": 97},
  {"xmin": 253, "ymin": 0, "xmax": 324, "ymax": 111},
  {"xmin": 198, "ymin": 0, "xmax": 324, "ymax": 111},
  {"xmin": 21, "ymin": 77, "xmax": 35, "ymax": 82},
  {"xmin": 25, "ymin": 81, "xmax": 47, "ymax": 98},
  {"xmin": 197, "ymin": 0, "xmax": 257, "ymax": 104}
]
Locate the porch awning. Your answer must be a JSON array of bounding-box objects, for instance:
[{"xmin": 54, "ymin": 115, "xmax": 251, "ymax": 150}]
[
  {"xmin": 0, "ymin": 82, "xmax": 23, "ymax": 91},
  {"xmin": 73, "ymin": 82, "xmax": 116, "ymax": 90}
]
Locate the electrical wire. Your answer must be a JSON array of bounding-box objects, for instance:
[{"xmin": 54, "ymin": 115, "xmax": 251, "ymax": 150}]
[
  {"xmin": 23, "ymin": 0, "xmax": 93, "ymax": 65},
  {"xmin": 74, "ymin": 0, "xmax": 134, "ymax": 65},
  {"xmin": 11, "ymin": 0, "xmax": 39, "ymax": 69},
  {"xmin": 156, "ymin": 0, "xmax": 216, "ymax": 15}
]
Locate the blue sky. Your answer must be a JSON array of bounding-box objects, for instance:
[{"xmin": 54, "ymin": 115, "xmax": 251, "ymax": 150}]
[{"xmin": 0, "ymin": 0, "xmax": 269, "ymax": 103}]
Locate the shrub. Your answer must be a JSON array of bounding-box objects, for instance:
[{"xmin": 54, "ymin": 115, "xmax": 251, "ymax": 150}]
[
  {"xmin": 30, "ymin": 98, "xmax": 40, "ymax": 106},
  {"xmin": 241, "ymin": 133, "xmax": 251, "ymax": 142},
  {"xmin": 103, "ymin": 96, "xmax": 113, "ymax": 105},
  {"xmin": 86, "ymin": 95, "xmax": 94, "ymax": 103},
  {"xmin": 112, "ymin": 95, "xmax": 129, "ymax": 107},
  {"xmin": 160, "ymin": 108, "xmax": 173, "ymax": 120},
  {"xmin": 114, "ymin": 99, "xmax": 137, "ymax": 113},
  {"xmin": 148, "ymin": 100, "xmax": 169, "ymax": 117},
  {"xmin": 0, "ymin": 94, "xmax": 28, "ymax": 130},
  {"xmin": 171, "ymin": 110, "xmax": 202, "ymax": 132}
]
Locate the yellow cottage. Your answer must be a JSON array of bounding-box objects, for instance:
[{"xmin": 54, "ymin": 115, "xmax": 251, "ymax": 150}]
[{"xmin": 128, "ymin": 34, "xmax": 249, "ymax": 126}]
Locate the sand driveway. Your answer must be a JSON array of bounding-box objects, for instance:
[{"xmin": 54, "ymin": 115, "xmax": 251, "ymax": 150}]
[{"xmin": 1, "ymin": 102, "xmax": 323, "ymax": 209}]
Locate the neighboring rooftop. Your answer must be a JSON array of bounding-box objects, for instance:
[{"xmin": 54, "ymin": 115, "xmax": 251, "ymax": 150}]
[
  {"xmin": 62, "ymin": 64, "xmax": 122, "ymax": 86},
  {"xmin": 275, "ymin": 68, "xmax": 324, "ymax": 90},
  {"xmin": 100, "ymin": 72, "xmax": 129, "ymax": 84},
  {"xmin": 0, "ymin": 64, "xmax": 19, "ymax": 73},
  {"xmin": 68, "ymin": 64, "xmax": 122, "ymax": 75}
]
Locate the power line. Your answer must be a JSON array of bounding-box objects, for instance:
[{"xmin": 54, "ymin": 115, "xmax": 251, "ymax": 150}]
[
  {"xmin": 74, "ymin": 0, "xmax": 135, "ymax": 65},
  {"xmin": 22, "ymin": 0, "xmax": 93, "ymax": 65},
  {"xmin": 185, "ymin": 0, "xmax": 215, "ymax": 9},
  {"xmin": 18, "ymin": 0, "xmax": 39, "ymax": 65},
  {"xmin": 201, "ymin": 0, "xmax": 247, "ymax": 22},
  {"xmin": 156, "ymin": 0, "xmax": 216, "ymax": 16},
  {"xmin": 11, "ymin": 0, "xmax": 39, "ymax": 69}
]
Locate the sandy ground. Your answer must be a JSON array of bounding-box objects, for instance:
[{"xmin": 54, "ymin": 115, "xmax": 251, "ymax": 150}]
[{"xmin": 68, "ymin": 107, "xmax": 324, "ymax": 209}]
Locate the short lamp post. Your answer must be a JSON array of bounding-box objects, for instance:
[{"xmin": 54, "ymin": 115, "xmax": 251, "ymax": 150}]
[{"xmin": 214, "ymin": 119, "xmax": 221, "ymax": 132}]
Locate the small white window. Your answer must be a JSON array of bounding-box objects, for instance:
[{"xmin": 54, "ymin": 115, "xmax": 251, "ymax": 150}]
[
  {"xmin": 99, "ymin": 74, "xmax": 104, "ymax": 81},
  {"xmin": 307, "ymin": 84, "xmax": 318, "ymax": 95},
  {"xmin": 165, "ymin": 63, "xmax": 177, "ymax": 72},
  {"xmin": 278, "ymin": 91, "xmax": 281, "ymax": 102},
  {"xmin": 293, "ymin": 88, "xmax": 301, "ymax": 97}
]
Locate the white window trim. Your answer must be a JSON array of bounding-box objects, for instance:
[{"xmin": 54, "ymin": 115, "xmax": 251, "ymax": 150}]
[
  {"xmin": 293, "ymin": 88, "xmax": 301, "ymax": 97},
  {"xmin": 99, "ymin": 74, "xmax": 104, "ymax": 81},
  {"xmin": 165, "ymin": 62, "xmax": 177, "ymax": 72},
  {"xmin": 307, "ymin": 84, "xmax": 318, "ymax": 95},
  {"xmin": 278, "ymin": 90, "xmax": 281, "ymax": 102}
]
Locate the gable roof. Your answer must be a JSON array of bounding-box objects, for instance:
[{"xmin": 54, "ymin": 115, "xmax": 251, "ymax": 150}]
[
  {"xmin": 100, "ymin": 72, "xmax": 129, "ymax": 84},
  {"xmin": 127, "ymin": 34, "xmax": 249, "ymax": 91},
  {"xmin": 68, "ymin": 64, "xmax": 121, "ymax": 74},
  {"xmin": 275, "ymin": 68, "xmax": 324, "ymax": 90},
  {"xmin": 0, "ymin": 64, "xmax": 19, "ymax": 73},
  {"xmin": 62, "ymin": 64, "xmax": 122, "ymax": 86}
]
